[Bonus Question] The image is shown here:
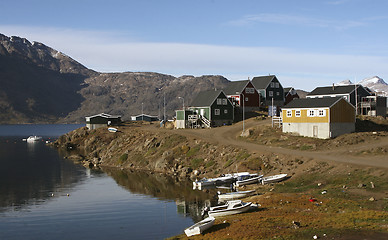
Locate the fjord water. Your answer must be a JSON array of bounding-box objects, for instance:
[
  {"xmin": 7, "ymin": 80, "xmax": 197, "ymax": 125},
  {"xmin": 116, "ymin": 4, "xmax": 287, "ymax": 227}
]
[{"xmin": 0, "ymin": 125, "xmax": 210, "ymax": 240}]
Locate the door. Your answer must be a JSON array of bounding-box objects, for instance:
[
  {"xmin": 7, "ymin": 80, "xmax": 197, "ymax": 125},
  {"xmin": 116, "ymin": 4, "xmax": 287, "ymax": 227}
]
[
  {"xmin": 313, "ymin": 126, "xmax": 318, "ymax": 138},
  {"xmin": 200, "ymin": 109, "xmax": 205, "ymax": 117}
]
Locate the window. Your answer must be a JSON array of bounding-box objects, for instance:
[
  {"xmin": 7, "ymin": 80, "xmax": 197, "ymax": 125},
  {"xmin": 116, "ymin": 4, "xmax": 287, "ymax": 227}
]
[
  {"xmin": 295, "ymin": 110, "xmax": 301, "ymax": 117},
  {"xmin": 215, "ymin": 109, "xmax": 220, "ymax": 115},
  {"xmin": 245, "ymin": 97, "xmax": 248, "ymax": 102},
  {"xmin": 275, "ymin": 82, "xmax": 279, "ymax": 88},
  {"xmin": 269, "ymin": 91, "xmax": 273, "ymax": 97},
  {"xmin": 217, "ymin": 98, "xmax": 222, "ymax": 105},
  {"xmin": 318, "ymin": 109, "xmax": 326, "ymax": 117},
  {"xmin": 307, "ymin": 110, "xmax": 315, "ymax": 117},
  {"xmin": 270, "ymin": 82, "xmax": 275, "ymax": 88},
  {"xmin": 222, "ymin": 98, "xmax": 228, "ymax": 105},
  {"xmin": 246, "ymin": 87, "xmax": 255, "ymax": 94},
  {"xmin": 276, "ymin": 92, "xmax": 280, "ymax": 96},
  {"xmin": 224, "ymin": 109, "xmax": 228, "ymax": 114},
  {"xmin": 286, "ymin": 110, "xmax": 292, "ymax": 117}
]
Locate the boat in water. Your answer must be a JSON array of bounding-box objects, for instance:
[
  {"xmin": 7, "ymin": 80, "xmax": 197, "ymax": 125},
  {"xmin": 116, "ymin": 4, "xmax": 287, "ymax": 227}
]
[
  {"xmin": 25, "ymin": 136, "xmax": 42, "ymax": 142},
  {"xmin": 217, "ymin": 190, "xmax": 256, "ymax": 201},
  {"xmin": 207, "ymin": 200, "xmax": 252, "ymax": 218},
  {"xmin": 193, "ymin": 175, "xmax": 234, "ymax": 190},
  {"xmin": 184, "ymin": 216, "xmax": 215, "ymax": 237}
]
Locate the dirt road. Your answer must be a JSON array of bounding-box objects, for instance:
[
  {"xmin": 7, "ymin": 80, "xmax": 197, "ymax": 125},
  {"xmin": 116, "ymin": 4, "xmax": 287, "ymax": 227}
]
[{"xmin": 145, "ymin": 119, "xmax": 388, "ymax": 169}]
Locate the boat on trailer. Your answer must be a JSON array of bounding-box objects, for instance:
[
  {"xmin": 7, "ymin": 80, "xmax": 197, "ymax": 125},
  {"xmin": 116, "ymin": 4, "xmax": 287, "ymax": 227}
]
[
  {"xmin": 208, "ymin": 200, "xmax": 252, "ymax": 218},
  {"xmin": 184, "ymin": 216, "xmax": 215, "ymax": 237}
]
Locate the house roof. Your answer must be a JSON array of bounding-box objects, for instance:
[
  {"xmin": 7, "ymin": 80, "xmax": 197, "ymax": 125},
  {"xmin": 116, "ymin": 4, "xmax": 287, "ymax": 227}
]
[
  {"xmin": 190, "ymin": 89, "xmax": 225, "ymax": 107},
  {"xmin": 251, "ymin": 75, "xmax": 276, "ymax": 89},
  {"xmin": 308, "ymin": 84, "xmax": 363, "ymax": 96},
  {"xmin": 283, "ymin": 97, "xmax": 344, "ymax": 109},
  {"xmin": 85, "ymin": 113, "xmax": 121, "ymax": 119},
  {"xmin": 223, "ymin": 80, "xmax": 249, "ymax": 95},
  {"xmin": 284, "ymin": 87, "xmax": 292, "ymax": 93}
]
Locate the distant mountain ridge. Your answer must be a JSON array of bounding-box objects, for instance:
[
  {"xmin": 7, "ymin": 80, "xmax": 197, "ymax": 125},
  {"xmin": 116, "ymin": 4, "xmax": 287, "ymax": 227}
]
[
  {"xmin": 335, "ymin": 76, "xmax": 388, "ymax": 97},
  {"xmin": 0, "ymin": 33, "xmax": 230, "ymax": 123}
]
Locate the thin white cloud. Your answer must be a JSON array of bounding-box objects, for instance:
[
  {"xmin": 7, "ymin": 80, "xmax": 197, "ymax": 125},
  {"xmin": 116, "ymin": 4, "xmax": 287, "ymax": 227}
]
[
  {"xmin": 326, "ymin": 0, "xmax": 350, "ymax": 5},
  {"xmin": 229, "ymin": 13, "xmax": 365, "ymax": 30},
  {"xmin": 1, "ymin": 25, "xmax": 387, "ymax": 91}
]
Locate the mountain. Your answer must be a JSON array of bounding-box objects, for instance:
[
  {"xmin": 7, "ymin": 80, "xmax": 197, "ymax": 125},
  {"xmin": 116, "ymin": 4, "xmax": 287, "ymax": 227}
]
[
  {"xmin": 359, "ymin": 76, "xmax": 388, "ymax": 96},
  {"xmin": 335, "ymin": 76, "xmax": 388, "ymax": 97},
  {"xmin": 0, "ymin": 33, "xmax": 230, "ymax": 123}
]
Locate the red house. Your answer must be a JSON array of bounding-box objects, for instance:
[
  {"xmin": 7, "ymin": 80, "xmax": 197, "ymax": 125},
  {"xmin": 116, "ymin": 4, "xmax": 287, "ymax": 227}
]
[{"xmin": 223, "ymin": 80, "xmax": 260, "ymax": 112}]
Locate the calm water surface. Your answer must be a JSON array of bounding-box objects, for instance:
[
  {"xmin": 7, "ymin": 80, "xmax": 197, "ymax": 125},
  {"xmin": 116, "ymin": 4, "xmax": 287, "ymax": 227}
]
[{"xmin": 0, "ymin": 125, "xmax": 212, "ymax": 240}]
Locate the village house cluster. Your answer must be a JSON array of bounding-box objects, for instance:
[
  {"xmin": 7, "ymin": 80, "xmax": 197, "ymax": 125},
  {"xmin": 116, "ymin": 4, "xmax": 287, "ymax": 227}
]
[
  {"xmin": 175, "ymin": 75, "xmax": 387, "ymax": 139},
  {"xmin": 84, "ymin": 75, "xmax": 386, "ymax": 139}
]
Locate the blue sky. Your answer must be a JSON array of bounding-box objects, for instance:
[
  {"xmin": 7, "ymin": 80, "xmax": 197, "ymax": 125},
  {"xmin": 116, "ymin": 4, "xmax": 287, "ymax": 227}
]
[{"xmin": 1, "ymin": 0, "xmax": 388, "ymax": 90}]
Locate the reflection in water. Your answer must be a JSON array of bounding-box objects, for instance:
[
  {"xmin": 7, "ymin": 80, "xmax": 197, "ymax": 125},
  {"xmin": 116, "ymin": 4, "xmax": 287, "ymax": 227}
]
[
  {"xmin": 104, "ymin": 167, "xmax": 216, "ymax": 221},
  {"xmin": 0, "ymin": 138, "xmax": 85, "ymax": 211}
]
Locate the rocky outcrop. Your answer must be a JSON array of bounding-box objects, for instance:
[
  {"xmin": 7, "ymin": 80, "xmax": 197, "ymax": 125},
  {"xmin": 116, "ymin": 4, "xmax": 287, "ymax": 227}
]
[{"xmin": 51, "ymin": 125, "xmax": 264, "ymax": 179}]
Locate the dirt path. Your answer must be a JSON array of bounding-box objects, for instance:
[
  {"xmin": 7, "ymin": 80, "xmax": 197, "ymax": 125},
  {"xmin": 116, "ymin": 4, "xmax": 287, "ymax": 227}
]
[{"xmin": 144, "ymin": 119, "xmax": 388, "ymax": 169}]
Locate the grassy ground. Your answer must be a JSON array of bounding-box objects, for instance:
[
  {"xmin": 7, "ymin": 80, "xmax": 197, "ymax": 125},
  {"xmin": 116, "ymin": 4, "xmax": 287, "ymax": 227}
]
[{"xmin": 168, "ymin": 166, "xmax": 388, "ymax": 240}]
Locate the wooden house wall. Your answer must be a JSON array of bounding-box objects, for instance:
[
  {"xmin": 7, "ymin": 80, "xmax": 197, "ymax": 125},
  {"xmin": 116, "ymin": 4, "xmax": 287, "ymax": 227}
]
[
  {"xmin": 330, "ymin": 99, "xmax": 355, "ymax": 123},
  {"xmin": 282, "ymin": 108, "xmax": 329, "ymax": 123}
]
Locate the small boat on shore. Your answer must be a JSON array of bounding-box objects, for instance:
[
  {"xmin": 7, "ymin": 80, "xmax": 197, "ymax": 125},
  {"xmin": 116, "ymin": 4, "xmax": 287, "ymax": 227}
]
[
  {"xmin": 193, "ymin": 175, "xmax": 234, "ymax": 190},
  {"xmin": 207, "ymin": 200, "xmax": 252, "ymax": 218},
  {"xmin": 25, "ymin": 136, "xmax": 42, "ymax": 142},
  {"xmin": 235, "ymin": 174, "xmax": 263, "ymax": 187},
  {"xmin": 217, "ymin": 190, "xmax": 255, "ymax": 201},
  {"xmin": 184, "ymin": 216, "xmax": 215, "ymax": 237},
  {"xmin": 261, "ymin": 173, "xmax": 288, "ymax": 185},
  {"xmin": 108, "ymin": 127, "xmax": 118, "ymax": 133}
]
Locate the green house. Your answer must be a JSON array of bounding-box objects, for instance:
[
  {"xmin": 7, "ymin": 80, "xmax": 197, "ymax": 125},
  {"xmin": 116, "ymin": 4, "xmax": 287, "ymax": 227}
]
[{"xmin": 175, "ymin": 90, "xmax": 234, "ymax": 128}]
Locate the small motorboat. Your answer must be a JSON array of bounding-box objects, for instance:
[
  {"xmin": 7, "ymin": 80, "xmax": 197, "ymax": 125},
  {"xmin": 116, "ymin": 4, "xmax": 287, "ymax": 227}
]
[
  {"xmin": 217, "ymin": 190, "xmax": 255, "ymax": 201},
  {"xmin": 26, "ymin": 136, "xmax": 42, "ymax": 142},
  {"xmin": 184, "ymin": 216, "xmax": 215, "ymax": 237},
  {"xmin": 193, "ymin": 175, "xmax": 234, "ymax": 190},
  {"xmin": 108, "ymin": 127, "xmax": 118, "ymax": 133},
  {"xmin": 207, "ymin": 200, "xmax": 252, "ymax": 218},
  {"xmin": 235, "ymin": 174, "xmax": 263, "ymax": 187},
  {"xmin": 261, "ymin": 173, "xmax": 288, "ymax": 185}
]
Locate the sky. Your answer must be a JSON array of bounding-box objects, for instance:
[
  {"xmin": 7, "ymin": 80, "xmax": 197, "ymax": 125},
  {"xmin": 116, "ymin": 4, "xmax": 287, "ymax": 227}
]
[{"xmin": 1, "ymin": 0, "xmax": 388, "ymax": 91}]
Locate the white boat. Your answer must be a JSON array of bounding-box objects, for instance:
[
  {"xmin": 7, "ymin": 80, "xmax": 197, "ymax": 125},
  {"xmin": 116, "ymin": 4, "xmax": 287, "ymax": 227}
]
[
  {"xmin": 261, "ymin": 173, "xmax": 288, "ymax": 185},
  {"xmin": 108, "ymin": 127, "xmax": 118, "ymax": 132},
  {"xmin": 235, "ymin": 174, "xmax": 263, "ymax": 187},
  {"xmin": 193, "ymin": 175, "xmax": 234, "ymax": 190},
  {"xmin": 208, "ymin": 200, "xmax": 252, "ymax": 218},
  {"xmin": 26, "ymin": 136, "xmax": 42, "ymax": 142},
  {"xmin": 217, "ymin": 190, "xmax": 255, "ymax": 201},
  {"xmin": 184, "ymin": 216, "xmax": 215, "ymax": 237}
]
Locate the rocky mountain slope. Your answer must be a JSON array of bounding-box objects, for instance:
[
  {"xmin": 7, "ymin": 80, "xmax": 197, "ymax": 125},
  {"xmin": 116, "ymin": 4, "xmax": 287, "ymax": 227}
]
[{"xmin": 0, "ymin": 34, "xmax": 229, "ymax": 123}]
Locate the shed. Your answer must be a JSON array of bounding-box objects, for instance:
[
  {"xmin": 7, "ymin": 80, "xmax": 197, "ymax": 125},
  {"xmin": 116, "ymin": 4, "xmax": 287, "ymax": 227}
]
[
  {"xmin": 85, "ymin": 113, "xmax": 122, "ymax": 130},
  {"xmin": 131, "ymin": 114, "xmax": 159, "ymax": 122},
  {"xmin": 282, "ymin": 97, "xmax": 355, "ymax": 139}
]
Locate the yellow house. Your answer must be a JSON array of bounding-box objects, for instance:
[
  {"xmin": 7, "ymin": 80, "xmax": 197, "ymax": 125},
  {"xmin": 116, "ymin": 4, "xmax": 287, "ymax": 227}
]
[{"xmin": 282, "ymin": 97, "xmax": 355, "ymax": 139}]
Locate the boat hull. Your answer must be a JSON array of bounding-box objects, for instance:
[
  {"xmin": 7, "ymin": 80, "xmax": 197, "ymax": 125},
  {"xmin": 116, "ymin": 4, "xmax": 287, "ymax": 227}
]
[
  {"xmin": 184, "ymin": 217, "xmax": 215, "ymax": 237},
  {"xmin": 208, "ymin": 201, "xmax": 252, "ymax": 218},
  {"xmin": 261, "ymin": 174, "xmax": 288, "ymax": 185},
  {"xmin": 218, "ymin": 190, "xmax": 255, "ymax": 201}
]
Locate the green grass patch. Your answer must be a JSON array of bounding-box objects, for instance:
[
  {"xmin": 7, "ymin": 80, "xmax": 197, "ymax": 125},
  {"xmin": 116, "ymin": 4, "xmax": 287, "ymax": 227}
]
[
  {"xmin": 300, "ymin": 144, "xmax": 313, "ymax": 151},
  {"xmin": 224, "ymin": 159, "xmax": 234, "ymax": 168},
  {"xmin": 117, "ymin": 153, "xmax": 128, "ymax": 164},
  {"xmin": 191, "ymin": 158, "xmax": 204, "ymax": 169},
  {"xmin": 186, "ymin": 146, "xmax": 200, "ymax": 158},
  {"xmin": 205, "ymin": 159, "xmax": 215, "ymax": 168},
  {"xmin": 236, "ymin": 151, "xmax": 251, "ymax": 161}
]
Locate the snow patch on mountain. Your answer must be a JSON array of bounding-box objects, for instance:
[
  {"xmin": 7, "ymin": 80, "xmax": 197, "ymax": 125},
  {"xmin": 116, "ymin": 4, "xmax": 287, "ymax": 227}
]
[{"xmin": 336, "ymin": 76, "xmax": 388, "ymax": 97}]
